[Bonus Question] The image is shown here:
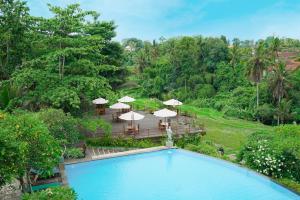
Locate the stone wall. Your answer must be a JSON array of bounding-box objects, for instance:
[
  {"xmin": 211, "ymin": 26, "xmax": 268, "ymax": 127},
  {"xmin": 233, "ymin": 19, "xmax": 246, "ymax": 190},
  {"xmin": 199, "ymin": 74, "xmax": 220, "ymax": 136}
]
[{"xmin": 0, "ymin": 180, "xmax": 22, "ymax": 200}]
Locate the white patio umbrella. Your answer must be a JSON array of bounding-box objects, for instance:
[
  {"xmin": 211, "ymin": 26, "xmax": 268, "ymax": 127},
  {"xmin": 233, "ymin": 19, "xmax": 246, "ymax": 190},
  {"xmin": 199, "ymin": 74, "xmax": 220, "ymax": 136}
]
[
  {"xmin": 119, "ymin": 111, "xmax": 144, "ymax": 121},
  {"xmin": 118, "ymin": 96, "xmax": 135, "ymax": 103},
  {"xmin": 154, "ymin": 108, "xmax": 177, "ymax": 127},
  {"xmin": 119, "ymin": 111, "xmax": 144, "ymax": 127},
  {"xmin": 163, "ymin": 99, "xmax": 183, "ymax": 106},
  {"xmin": 153, "ymin": 108, "xmax": 177, "ymax": 118},
  {"xmin": 92, "ymin": 97, "xmax": 108, "ymax": 105},
  {"xmin": 109, "ymin": 102, "xmax": 130, "ymax": 109}
]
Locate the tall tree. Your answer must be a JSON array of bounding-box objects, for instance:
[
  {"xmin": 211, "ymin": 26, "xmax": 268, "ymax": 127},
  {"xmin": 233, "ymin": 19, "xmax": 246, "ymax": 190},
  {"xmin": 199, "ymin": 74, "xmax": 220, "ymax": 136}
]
[
  {"xmin": 247, "ymin": 41, "xmax": 267, "ymax": 110},
  {"xmin": 267, "ymin": 36, "xmax": 280, "ymax": 63},
  {"xmin": 269, "ymin": 62, "xmax": 289, "ymax": 125},
  {"xmin": 0, "ymin": 0, "xmax": 30, "ymax": 80},
  {"xmin": 0, "ymin": 112, "xmax": 62, "ymax": 191},
  {"xmin": 7, "ymin": 4, "xmax": 124, "ymax": 113}
]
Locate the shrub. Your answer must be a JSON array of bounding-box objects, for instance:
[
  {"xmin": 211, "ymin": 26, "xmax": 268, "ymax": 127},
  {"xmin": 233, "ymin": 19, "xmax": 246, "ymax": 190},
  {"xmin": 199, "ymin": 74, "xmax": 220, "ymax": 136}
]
[
  {"xmin": 86, "ymin": 136, "xmax": 157, "ymax": 148},
  {"xmin": 64, "ymin": 148, "xmax": 84, "ymax": 159},
  {"xmin": 185, "ymin": 143, "xmax": 218, "ymax": 157},
  {"xmin": 239, "ymin": 125, "xmax": 300, "ymax": 181},
  {"xmin": 174, "ymin": 134, "xmax": 202, "ymax": 148},
  {"xmin": 255, "ymin": 103, "xmax": 275, "ymax": 124},
  {"xmin": 79, "ymin": 117, "xmax": 112, "ymax": 135},
  {"xmin": 222, "ymin": 106, "xmax": 253, "ymax": 120},
  {"xmin": 38, "ymin": 109, "xmax": 80, "ymax": 145},
  {"xmin": 195, "ymin": 84, "xmax": 216, "ymax": 98},
  {"xmin": 22, "ymin": 186, "xmax": 76, "ymax": 200}
]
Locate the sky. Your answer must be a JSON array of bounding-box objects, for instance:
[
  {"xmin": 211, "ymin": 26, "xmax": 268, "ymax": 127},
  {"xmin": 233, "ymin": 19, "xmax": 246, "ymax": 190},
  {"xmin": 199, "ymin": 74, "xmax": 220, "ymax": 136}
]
[{"xmin": 27, "ymin": 0, "xmax": 300, "ymax": 41}]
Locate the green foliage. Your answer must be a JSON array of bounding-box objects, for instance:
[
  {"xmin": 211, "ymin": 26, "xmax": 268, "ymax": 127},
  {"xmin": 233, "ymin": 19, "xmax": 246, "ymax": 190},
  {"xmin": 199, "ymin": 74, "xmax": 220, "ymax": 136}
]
[
  {"xmin": 0, "ymin": 112, "xmax": 27, "ymax": 186},
  {"xmin": 131, "ymin": 98, "xmax": 162, "ymax": 111},
  {"xmin": 79, "ymin": 117, "xmax": 112, "ymax": 135},
  {"xmin": 64, "ymin": 148, "xmax": 84, "ymax": 159},
  {"xmin": 37, "ymin": 108, "xmax": 80, "ymax": 145},
  {"xmin": 0, "ymin": 112, "xmax": 62, "ymax": 186},
  {"xmin": 22, "ymin": 186, "xmax": 77, "ymax": 200},
  {"xmin": 195, "ymin": 84, "xmax": 216, "ymax": 98},
  {"xmin": 239, "ymin": 125, "xmax": 300, "ymax": 181},
  {"xmin": 125, "ymin": 35, "xmax": 299, "ymax": 124},
  {"xmin": 86, "ymin": 136, "xmax": 157, "ymax": 148},
  {"xmin": 277, "ymin": 178, "xmax": 300, "ymax": 194},
  {"xmin": 255, "ymin": 103, "xmax": 275, "ymax": 124},
  {"xmin": 174, "ymin": 134, "xmax": 202, "ymax": 148},
  {"xmin": 0, "ymin": 0, "xmax": 31, "ymax": 79},
  {"xmin": 179, "ymin": 104, "xmax": 271, "ymax": 154},
  {"xmin": 185, "ymin": 143, "xmax": 218, "ymax": 157},
  {"xmin": 1, "ymin": 3, "xmax": 125, "ymax": 114}
]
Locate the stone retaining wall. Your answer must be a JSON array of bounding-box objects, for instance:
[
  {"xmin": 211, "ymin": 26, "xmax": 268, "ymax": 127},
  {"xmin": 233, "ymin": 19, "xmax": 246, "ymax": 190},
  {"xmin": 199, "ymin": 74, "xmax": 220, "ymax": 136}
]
[{"xmin": 0, "ymin": 180, "xmax": 21, "ymax": 200}]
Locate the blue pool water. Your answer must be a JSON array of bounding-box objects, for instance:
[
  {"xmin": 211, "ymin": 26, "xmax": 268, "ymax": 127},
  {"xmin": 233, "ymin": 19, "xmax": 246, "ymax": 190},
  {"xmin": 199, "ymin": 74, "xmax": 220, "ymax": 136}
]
[{"xmin": 65, "ymin": 149, "xmax": 300, "ymax": 200}]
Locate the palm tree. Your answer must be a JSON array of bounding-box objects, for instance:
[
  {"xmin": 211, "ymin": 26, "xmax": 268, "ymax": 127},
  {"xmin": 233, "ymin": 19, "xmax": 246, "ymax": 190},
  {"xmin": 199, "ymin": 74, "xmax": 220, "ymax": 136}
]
[
  {"xmin": 269, "ymin": 61, "xmax": 289, "ymax": 125},
  {"xmin": 269, "ymin": 37, "xmax": 280, "ymax": 63},
  {"xmin": 247, "ymin": 41, "xmax": 267, "ymax": 110},
  {"xmin": 276, "ymin": 98, "xmax": 292, "ymax": 124}
]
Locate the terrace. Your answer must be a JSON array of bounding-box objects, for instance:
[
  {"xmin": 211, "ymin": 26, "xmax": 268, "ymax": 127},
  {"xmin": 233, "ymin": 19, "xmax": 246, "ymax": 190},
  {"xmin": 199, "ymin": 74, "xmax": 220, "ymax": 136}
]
[{"xmin": 88, "ymin": 108, "xmax": 205, "ymax": 139}]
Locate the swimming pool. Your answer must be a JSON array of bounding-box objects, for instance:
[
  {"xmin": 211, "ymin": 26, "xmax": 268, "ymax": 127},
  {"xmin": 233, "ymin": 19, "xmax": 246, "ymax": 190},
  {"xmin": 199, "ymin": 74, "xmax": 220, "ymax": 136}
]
[{"xmin": 65, "ymin": 149, "xmax": 300, "ymax": 200}]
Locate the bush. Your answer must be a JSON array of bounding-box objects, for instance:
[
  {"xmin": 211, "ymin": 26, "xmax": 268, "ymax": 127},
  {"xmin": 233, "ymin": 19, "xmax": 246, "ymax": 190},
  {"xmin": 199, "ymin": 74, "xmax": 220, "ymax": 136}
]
[
  {"xmin": 185, "ymin": 143, "xmax": 218, "ymax": 157},
  {"xmin": 79, "ymin": 117, "xmax": 112, "ymax": 135},
  {"xmin": 195, "ymin": 84, "xmax": 216, "ymax": 98},
  {"xmin": 22, "ymin": 186, "xmax": 76, "ymax": 200},
  {"xmin": 64, "ymin": 148, "xmax": 84, "ymax": 159},
  {"xmin": 222, "ymin": 106, "xmax": 253, "ymax": 120},
  {"xmin": 86, "ymin": 136, "xmax": 157, "ymax": 148},
  {"xmin": 255, "ymin": 103, "xmax": 275, "ymax": 124},
  {"xmin": 38, "ymin": 109, "xmax": 80, "ymax": 145},
  {"xmin": 189, "ymin": 98, "xmax": 212, "ymax": 108},
  {"xmin": 239, "ymin": 125, "xmax": 300, "ymax": 181},
  {"xmin": 174, "ymin": 134, "xmax": 202, "ymax": 148}
]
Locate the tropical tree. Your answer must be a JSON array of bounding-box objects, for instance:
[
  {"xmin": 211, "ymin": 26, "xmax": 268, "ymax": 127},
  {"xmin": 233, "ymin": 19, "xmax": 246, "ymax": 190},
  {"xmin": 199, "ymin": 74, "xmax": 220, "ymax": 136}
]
[
  {"xmin": 0, "ymin": 112, "xmax": 62, "ymax": 191},
  {"xmin": 247, "ymin": 41, "xmax": 267, "ymax": 110},
  {"xmin": 0, "ymin": 112, "xmax": 27, "ymax": 187},
  {"xmin": 37, "ymin": 108, "xmax": 80, "ymax": 146},
  {"xmin": 267, "ymin": 36, "xmax": 280, "ymax": 63},
  {"xmin": 6, "ymin": 3, "xmax": 123, "ymax": 113},
  {"xmin": 269, "ymin": 62, "xmax": 290, "ymax": 125},
  {"xmin": 276, "ymin": 98, "xmax": 292, "ymax": 124},
  {"xmin": 0, "ymin": 0, "xmax": 31, "ymax": 80}
]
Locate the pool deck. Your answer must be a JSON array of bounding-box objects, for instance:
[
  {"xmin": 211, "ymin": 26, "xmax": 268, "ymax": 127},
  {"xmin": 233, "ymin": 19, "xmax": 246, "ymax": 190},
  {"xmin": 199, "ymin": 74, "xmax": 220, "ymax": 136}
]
[{"xmin": 85, "ymin": 109, "xmax": 204, "ymax": 139}]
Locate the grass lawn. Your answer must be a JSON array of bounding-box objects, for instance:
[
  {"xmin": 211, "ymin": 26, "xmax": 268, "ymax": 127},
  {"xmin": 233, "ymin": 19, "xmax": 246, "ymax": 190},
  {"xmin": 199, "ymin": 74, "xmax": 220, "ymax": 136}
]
[
  {"xmin": 130, "ymin": 98, "xmax": 272, "ymax": 155},
  {"xmin": 180, "ymin": 105, "xmax": 272, "ymax": 154}
]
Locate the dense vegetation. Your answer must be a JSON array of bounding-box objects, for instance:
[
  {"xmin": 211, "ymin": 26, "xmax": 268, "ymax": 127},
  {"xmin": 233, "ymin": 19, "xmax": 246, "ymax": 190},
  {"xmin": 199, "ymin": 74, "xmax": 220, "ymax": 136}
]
[
  {"xmin": 239, "ymin": 125, "xmax": 300, "ymax": 182},
  {"xmin": 123, "ymin": 37, "xmax": 300, "ymax": 125},
  {"xmin": 0, "ymin": 1, "xmax": 125, "ymax": 115},
  {"xmin": 22, "ymin": 186, "xmax": 76, "ymax": 200},
  {"xmin": 1, "ymin": 0, "xmax": 300, "ymax": 197}
]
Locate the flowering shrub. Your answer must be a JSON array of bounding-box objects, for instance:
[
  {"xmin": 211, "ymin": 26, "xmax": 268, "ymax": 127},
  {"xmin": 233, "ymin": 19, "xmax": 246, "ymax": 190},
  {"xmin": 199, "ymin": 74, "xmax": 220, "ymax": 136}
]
[{"xmin": 239, "ymin": 125, "xmax": 300, "ymax": 182}]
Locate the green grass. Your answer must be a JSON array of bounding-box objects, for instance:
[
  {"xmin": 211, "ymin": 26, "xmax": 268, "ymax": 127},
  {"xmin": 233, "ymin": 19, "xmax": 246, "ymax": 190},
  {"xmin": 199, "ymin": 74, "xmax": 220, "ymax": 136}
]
[{"xmin": 180, "ymin": 105, "xmax": 272, "ymax": 154}]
